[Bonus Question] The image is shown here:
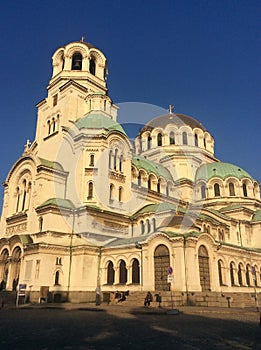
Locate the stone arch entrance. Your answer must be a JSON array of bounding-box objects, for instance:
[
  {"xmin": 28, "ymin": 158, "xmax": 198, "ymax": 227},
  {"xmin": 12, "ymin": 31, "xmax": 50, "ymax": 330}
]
[
  {"xmin": 10, "ymin": 246, "xmax": 22, "ymax": 290},
  {"xmin": 198, "ymin": 245, "xmax": 210, "ymax": 291},
  {"xmin": 154, "ymin": 244, "xmax": 170, "ymax": 291}
]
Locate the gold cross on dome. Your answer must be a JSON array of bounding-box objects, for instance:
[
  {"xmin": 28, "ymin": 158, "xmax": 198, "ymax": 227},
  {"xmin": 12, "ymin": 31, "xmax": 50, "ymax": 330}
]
[
  {"xmin": 169, "ymin": 104, "xmax": 174, "ymax": 114},
  {"xmin": 81, "ymin": 36, "xmax": 85, "ymax": 42}
]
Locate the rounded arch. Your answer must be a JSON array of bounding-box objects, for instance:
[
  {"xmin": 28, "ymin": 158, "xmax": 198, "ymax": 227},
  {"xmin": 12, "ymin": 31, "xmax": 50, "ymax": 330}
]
[
  {"xmin": 229, "ymin": 261, "xmax": 236, "ymax": 286},
  {"xmin": 238, "ymin": 262, "xmax": 244, "ymax": 286},
  {"xmin": 119, "ymin": 259, "xmax": 127, "ymax": 284},
  {"xmin": 217, "ymin": 259, "xmax": 225, "ymax": 286},
  {"xmin": 71, "ymin": 52, "xmax": 82, "ymax": 70},
  {"xmin": 106, "ymin": 260, "xmax": 115, "ymax": 285},
  {"xmin": 154, "ymin": 244, "xmax": 170, "ymax": 291},
  {"xmin": 198, "ymin": 245, "xmax": 210, "ymax": 291},
  {"xmin": 131, "ymin": 258, "xmax": 140, "ymax": 284}
]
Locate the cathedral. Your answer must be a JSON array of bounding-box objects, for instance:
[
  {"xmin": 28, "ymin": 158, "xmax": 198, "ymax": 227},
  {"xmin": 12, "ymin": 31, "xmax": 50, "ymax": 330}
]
[{"xmin": 0, "ymin": 39, "xmax": 260, "ymax": 306}]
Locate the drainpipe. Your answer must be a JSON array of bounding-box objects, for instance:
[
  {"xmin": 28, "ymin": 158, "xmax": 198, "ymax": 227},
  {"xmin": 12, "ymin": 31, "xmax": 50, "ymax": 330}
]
[
  {"xmin": 183, "ymin": 235, "xmax": 189, "ymax": 305},
  {"xmin": 67, "ymin": 209, "xmax": 75, "ymax": 301}
]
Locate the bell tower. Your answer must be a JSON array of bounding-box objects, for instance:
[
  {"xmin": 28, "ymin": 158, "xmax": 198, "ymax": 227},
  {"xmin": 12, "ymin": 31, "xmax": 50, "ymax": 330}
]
[
  {"xmin": 34, "ymin": 39, "xmax": 118, "ymax": 155},
  {"xmin": 49, "ymin": 39, "xmax": 108, "ymax": 95}
]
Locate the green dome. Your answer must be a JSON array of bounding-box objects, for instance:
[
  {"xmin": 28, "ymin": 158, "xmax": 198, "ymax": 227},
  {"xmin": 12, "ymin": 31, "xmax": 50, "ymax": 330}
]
[
  {"xmin": 196, "ymin": 162, "xmax": 254, "ymax": 182},
  {"xmin": 74, "ymin": 113, "xmax": 127, "ymax": 136}
]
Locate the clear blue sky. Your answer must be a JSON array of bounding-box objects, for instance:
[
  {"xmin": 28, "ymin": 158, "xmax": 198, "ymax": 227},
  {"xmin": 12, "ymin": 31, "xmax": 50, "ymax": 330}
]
[{"xmin": 0, "ymin": 0, "xmax": 260, "ymax": 207}]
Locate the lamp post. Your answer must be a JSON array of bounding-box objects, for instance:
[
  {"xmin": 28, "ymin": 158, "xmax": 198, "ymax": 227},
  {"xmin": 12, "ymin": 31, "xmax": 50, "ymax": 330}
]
[
  {"xmin": 135, "ymin": 242, "xmax": 143, "ymax": 290},
  {"xmin": 248, "ymin": 249, "xmax": 259, "ymax": 312}
]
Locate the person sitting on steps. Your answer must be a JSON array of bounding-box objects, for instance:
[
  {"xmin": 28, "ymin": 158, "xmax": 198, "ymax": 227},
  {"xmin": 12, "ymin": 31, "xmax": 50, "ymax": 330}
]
[{"xmin": 144, "ymin": 291, "xmax": 153, "ymax": 307}]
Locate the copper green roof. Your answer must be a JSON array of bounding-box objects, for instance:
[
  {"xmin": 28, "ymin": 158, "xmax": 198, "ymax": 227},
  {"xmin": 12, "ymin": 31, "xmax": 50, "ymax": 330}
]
[
  {"xmin": 132, "ymin": 202, "xmax": 176, "ymax": 218},
  {"xmin": 37, "ymin": 198, "xmax": 75, "ymax": 210},
  {"xmin": 19, "ymin": 234, "xmax": 33, "ymax": 245},
  {"xmin": 38, "ymin": 158, "xmax": 64, "ymax": 171},
  {"xmin": 195, "ymin": 162, "xmax": 254, "ymax": 182},
  {"xmin": 252, "ymin": 210, "xmax": 261, "ymax": 222},
  {"xmin": 132, "ymin": 155, "xmax": 173, "ymax": 181},
  {"xmin": 74, "ymin": 113, "xmax": 127, "ymax": 136}
]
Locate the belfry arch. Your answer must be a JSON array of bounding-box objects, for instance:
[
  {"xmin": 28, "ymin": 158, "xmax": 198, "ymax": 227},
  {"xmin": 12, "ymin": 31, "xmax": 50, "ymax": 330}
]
[{"xmin": 154, "ymin": 244, "xmax": 170, "ymax": 291}]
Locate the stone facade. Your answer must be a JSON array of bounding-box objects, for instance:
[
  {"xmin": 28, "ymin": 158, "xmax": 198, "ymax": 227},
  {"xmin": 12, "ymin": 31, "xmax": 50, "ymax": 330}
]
[{"xmin": 0, "ymin": 39, "xmax": 261, "ymax": 304}]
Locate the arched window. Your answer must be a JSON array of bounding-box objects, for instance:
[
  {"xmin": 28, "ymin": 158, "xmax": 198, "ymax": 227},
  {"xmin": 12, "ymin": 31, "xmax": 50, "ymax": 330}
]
[
  {"xmin": 88, "ymin": 182, "xmax": 93, "ymax": 199},
  {"xmin": 238, "ymin": 263, "xmax": 243, "ymax": 286},
  {"xmin": 54, "ymin": 271, "xmax": 60, "ymax": 285},
  {"xmin": 214, "ymin": 183, "xmax": 220, "ymax": 197},
  {"xmin": 194, "ymin": 134, "xmax": 198, "ymax": 147},
  {"xmin": 157, "ymin": 133, "xmax": 162, "ymax": 146},
  {"xmin": 119, "ymin": 260, "xmax": 127, "ymax": 284},
  {"xmin": 47, "ymin": 120, "xmax": 51, "ymax": 135},
  {"xmin": 39, "ymin": 216, "xmax": 43, "ymax": 232},
  {"xmin": 52, "ymin": 117, "xmax": 56, "ymax": 133},
  {"xmin": 166, "ymin": 183, "xmax": 169, "ymax": 196},
  {"xmin": 243, "ymin": 183, "xmax": 248, "ymax": 197},
  {"xmin": 107, "ymin": 261, "xmax": 114, "ymax": 285},
  {"xmin": 229, "ymin": 182, "xmax": 235, "ymax": 196},
  {"xmin": 218, "ymin": 229, "xmax": 224, "ymax": 241},
  {"xmin": 71, "ymin": 52, "xmax": 82, "ymax": 70},
  {"xmin": 16, "ymin": 187, "xmax": 20, "ymax": 213},
  {"xmin": 218, "ymin": 260, "xmax": 223, "ymax": 285},
  {"xmin": 119, "ymin": 155, "xmax": 123, "ymax": 172},
  {"xmin": 89, "ymin": 58, "xmax": 96, "ymax": 75},
  {"xmin": 146, "ymin": 219, "xmax": 150, "ymax": 233},
  {"xmin": 109, "ymin": 184, "xmax": 114, "ymax": 202},
  {"xmin": 140, "ymin": 220, "xmax": 145, "ymax": 235},
  {"xmin": 21, "ymin": 180, "xmax": 27, "ymax": 211},
  {"xmin": 109, "ymin": 150, "xmax": 113, "ymax": 169},
  {"xmin": 152, "ymin": 218, "xmax": 156, "ymax": 231},
  {"xmin": 203, "ymin": 137, "xmax": 207, "ymax": 148},
  {"xmin": 246, "ymin": 264, "xmax": 251, "ymax": 286},
  {"xmin": 89, "ymin": 154, "xmax": 94, "ymax": 167},
  {"xmin": 138, "ymin": 172, "xmax": 141, "ymax": 186},
  {"xmin": 132, "ymin": 259, "xmax": 140, "ymax": 284},
  {"xmin": 119, "ymin": 187, "xmax": 123, "ymax": 202},
  {"xmin": 230, "ymin": 262, "xmax": 235, "ymax": 286},
  {"xmin": 201, "ymin": 184, "xmax": 206, "ymax": 199},
  {"xmin": 182, "ymin": 132, "xmax": 188, "ymax": 145},
  {"xmin": 253, "ymin": 266, "xmax": 257, "ymax": 287},
  {"xmin": 169, "ymin": 131, "xmax": 175, "ymax": 145},
  {"xmin": 147, "ymin": 135, "xmax": 152, "ymax": 150},
  {"xmin": 157, "ymin": 179, "xmax": 161, "ymax": 193},
  {"xmin": 148, "ymin": 176, "xmax": 151, "ymax": 190},
  {"xmin": 114, "ymin": 149, "xmax": 118, "ymax": 170}
]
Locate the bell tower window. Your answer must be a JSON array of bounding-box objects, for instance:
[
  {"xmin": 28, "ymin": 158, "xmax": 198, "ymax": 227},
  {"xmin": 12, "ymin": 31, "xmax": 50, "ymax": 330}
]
[
  {"xmin": 89, "ymin": 58, "xmax": 96, "ymax": 75},
  {"xmin": 53, "ymin": 94, "xmax": 58, "ymax": 107},
  {"xmin": 71, "ymin": 52, "xmax": 82, "ymax": 70}
]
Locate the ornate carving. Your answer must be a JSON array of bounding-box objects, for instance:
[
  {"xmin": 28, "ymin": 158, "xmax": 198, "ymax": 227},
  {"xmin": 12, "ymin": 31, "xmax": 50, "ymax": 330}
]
[
  {"xmin": 6, "ymin": 223, "xmax": 27, "ymax": 235},
  {"xmin": 109, "ymin": 170, "xmax": 126, "ymax": 183}
]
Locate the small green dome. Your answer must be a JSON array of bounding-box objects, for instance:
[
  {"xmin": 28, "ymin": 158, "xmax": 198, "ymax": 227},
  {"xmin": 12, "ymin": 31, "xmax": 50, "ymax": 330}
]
[
  {"xmin": 74, "ymin": 113, "xmax": 127, "ymax": 136},
  {"xmin": 196, "ymin": 162, "xmax": 254, "ymax": 182},
  {"xmin": 132, "ymin": 155, "xmax": 173, "ymax": 181}
]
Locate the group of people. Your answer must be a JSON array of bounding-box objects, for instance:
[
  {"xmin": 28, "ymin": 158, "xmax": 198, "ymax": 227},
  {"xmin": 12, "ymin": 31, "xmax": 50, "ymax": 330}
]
[
  {"xmin": 114, "ymin": 290, "xmax": 129, "ymax": 303},
  {"xmin": 95, "ymin": 287, "xmax": 161, "ymax": 307}
]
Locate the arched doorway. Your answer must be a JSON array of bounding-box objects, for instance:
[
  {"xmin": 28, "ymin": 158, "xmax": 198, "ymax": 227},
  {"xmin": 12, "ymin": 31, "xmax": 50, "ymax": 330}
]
[
  {"xmin": 198, "ymin": 245, "xmax": 210, "ymax": 291},
  {"xmin": 10, "ymin": 247, "xmax": 22, "ymax": 290},
  {"xmin": 0, "ymin": 249, "xmax": 9, "ymax": 290},
  {"xmin": 154, "ymin": 244, "xmax": 170, "ymax": 291}
]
